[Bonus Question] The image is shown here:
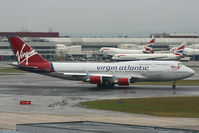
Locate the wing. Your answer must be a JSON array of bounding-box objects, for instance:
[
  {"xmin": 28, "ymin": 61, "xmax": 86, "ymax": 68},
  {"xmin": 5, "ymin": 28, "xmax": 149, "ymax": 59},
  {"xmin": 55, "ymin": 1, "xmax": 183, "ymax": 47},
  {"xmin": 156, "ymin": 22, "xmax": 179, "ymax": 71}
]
[
  {"xmin": 56, "ymin": 71, "xmax": 148, "ymax": 82},
  {"xmin": 54, "ymin": 72, "xmax": 114, "ymax": 81},
  {"xmin": 63, "ymin": 72, "xmax": 113, "ymax": 77}
]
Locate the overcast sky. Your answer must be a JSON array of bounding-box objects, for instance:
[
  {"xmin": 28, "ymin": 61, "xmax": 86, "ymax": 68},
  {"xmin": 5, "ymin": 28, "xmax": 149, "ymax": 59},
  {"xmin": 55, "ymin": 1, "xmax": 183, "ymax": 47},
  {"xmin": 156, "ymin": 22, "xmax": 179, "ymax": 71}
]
[{"xmin": 0, "ymin": 0, "xmax": 199, "ymax": 37}]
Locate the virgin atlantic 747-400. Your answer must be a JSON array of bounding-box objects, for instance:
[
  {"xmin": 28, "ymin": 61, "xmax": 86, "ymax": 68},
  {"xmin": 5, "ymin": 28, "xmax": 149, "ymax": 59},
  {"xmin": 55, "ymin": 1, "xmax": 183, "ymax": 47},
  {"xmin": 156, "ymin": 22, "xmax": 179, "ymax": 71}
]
[{"xmin": 8, "ymin": 36, "xmax": 195, "ymax": 89}]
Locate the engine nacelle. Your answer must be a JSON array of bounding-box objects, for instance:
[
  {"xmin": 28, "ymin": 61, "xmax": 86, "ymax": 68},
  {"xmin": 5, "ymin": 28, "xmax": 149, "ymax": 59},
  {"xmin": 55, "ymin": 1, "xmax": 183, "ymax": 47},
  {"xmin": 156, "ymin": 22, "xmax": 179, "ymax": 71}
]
[
  {"xmin": 90, "ymin": 76, "xmax": 102, "ymax": 84},
  {"xmin": 117, "ymin": 78, "xmax": 130, "ymax": 85}
]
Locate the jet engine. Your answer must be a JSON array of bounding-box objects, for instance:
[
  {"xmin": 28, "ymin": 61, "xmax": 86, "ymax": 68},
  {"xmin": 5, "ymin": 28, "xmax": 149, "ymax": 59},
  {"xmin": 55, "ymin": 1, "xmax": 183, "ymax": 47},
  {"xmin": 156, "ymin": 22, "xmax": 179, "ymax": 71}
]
[
  {"xmin": 90, "ymin": 76, "xmax": 102, "ymax": 84},
  {"xmin": 117, "ymin": 78, "xmax": 130, "ymax": 85}
]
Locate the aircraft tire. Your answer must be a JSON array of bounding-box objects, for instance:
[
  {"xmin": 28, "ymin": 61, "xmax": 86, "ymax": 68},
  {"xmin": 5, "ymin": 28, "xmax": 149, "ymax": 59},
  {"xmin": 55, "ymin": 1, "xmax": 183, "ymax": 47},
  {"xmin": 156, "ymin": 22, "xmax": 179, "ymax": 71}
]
[{"xmin": 172, "ymin": 84, "xmax": 176, "ymax": 89}]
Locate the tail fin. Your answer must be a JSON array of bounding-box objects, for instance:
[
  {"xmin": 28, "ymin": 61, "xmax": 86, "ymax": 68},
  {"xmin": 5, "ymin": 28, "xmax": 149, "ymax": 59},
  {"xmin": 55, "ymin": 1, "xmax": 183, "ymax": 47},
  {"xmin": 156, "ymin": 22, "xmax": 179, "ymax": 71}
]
[
  {"xmin": 176, "ymin": 43, "xmax": 185, "ymax": 51},
  {"xmin": 172, "ymin": 43, "xmax": 186, "ymax": 58},
  {"xmin": 147, "ymin": 39, "xmax": 155, "ymax": 44},
  {"xmin": 170, "ymin": 43, "xmax": 186, "ymax": 52},
  {"xmin": 8, "ymin": 36, "xmax": 52, "ymax": 72},
  {"xmin": 143, "ymin": 39, "xmax": 155, "ymax": 54}
]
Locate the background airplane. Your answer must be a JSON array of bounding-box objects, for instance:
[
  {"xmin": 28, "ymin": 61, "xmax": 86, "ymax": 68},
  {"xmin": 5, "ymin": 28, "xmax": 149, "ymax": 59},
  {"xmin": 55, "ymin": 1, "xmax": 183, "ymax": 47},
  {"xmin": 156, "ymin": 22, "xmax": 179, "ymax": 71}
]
[
  {"xmin": 98, "ymin": 39, "xmax": 155, "ymax": 56},
  {"xmin": 112, "ymin": 44, "xmax": 185, "ymax": 61},
  {"xmin": 8, "ymin": 36, "xmax": 194, "ymax": 89},
  {"xmin": 171, "ymin": 45, "xmax": 199, "ymax": 56}
]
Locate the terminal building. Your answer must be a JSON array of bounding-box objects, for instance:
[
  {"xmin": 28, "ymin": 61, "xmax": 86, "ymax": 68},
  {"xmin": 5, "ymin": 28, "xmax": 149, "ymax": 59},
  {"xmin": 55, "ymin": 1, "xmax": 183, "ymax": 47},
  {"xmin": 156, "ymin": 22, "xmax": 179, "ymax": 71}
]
[
  {"xmin": 1, "ymin": 32, "xmax": 199, "ymax": 61},
  {"xmin": 0, "ymin": 32, "xmax": 58, "ymax": 60},
  {"xmin": 0, "ymin": 41, "xmax": 56, "ymax": 61},
  {"xmin": 150, "ymin": 33, "xmax": 198, "ymax": 38},
  {"xmin": 0, "ymin": 32, "xmax": 59, "ymax": 37}
]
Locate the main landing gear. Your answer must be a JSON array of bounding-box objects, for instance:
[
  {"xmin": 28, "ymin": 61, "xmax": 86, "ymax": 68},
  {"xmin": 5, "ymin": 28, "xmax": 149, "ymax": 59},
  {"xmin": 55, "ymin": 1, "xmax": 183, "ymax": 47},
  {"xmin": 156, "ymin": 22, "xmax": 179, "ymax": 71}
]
[
  {"xmin": 172, "ymin": 81, "xmax": 176, "ymax": 89},
  {"xmin": 97, "ymin": 80, "xmax": 115, "ymax": 89},
  {"xmin": 97, "ymin": 83, "xmax": 115, "ymax": 89}
]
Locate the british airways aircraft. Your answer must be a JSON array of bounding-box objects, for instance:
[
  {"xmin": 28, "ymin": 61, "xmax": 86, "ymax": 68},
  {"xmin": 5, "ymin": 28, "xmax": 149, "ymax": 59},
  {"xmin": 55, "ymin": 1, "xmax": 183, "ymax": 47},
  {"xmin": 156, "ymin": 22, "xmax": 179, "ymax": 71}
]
[
  {"xmin": 98, "ymin": 39, "xmax": 155, "ymax": 56},
  {"xmin": 111, "ymin": 44, "xmax": 185, "ymax": 61},
  {"xmin": 8, "ymin": 36, "xmax": 195, "ymax": 89}
]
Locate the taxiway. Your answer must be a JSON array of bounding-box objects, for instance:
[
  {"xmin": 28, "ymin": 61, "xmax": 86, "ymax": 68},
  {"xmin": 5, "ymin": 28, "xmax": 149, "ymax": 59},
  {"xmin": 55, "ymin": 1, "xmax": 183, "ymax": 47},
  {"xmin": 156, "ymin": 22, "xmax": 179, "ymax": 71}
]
[{"xmin": 0, "ymin": 60, "xmax": 199, "ymax": 130}]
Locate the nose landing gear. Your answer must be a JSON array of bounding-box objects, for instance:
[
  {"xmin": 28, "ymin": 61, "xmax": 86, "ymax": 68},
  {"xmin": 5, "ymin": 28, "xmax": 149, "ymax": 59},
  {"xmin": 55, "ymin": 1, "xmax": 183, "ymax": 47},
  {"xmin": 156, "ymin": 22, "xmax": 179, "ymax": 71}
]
[{"xmin": 172, "ymin": 81, "xmax": 176, "ymax": 89}]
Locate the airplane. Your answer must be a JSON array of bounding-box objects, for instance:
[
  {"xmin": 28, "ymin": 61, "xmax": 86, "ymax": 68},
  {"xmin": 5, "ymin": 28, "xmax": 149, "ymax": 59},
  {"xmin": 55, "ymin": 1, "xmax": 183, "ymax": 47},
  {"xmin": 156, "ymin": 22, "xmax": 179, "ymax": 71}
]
[
  {"xmin": 98, "ymin": 39, "xmax": 155, "ymax": 56},
  {"xmin": 8, "ymin": 36, "xmax": 195, "ymax": 89},
  {"xmin": 112, "ymin": 44, "xmax": 185, "ymax": 61},
  {"xmin": 171, "ymin": 45, "xmax": 199, "ymax": 56}
]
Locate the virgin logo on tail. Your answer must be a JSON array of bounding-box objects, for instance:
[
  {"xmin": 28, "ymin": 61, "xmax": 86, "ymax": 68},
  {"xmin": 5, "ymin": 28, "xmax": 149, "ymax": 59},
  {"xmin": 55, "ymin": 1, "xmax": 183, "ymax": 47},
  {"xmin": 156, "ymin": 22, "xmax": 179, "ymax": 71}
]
[{"xmin": 16, "ymin": 43, "xmax": 37, "ymax": 65}]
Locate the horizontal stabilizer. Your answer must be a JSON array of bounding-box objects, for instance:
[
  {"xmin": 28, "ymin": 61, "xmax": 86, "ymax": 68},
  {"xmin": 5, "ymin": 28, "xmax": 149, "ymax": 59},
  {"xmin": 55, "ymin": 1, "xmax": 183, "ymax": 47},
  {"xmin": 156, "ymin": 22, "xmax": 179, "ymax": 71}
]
[{"xmin": 10, "ymin": 62, "xmax": 38, "ymax": 69}]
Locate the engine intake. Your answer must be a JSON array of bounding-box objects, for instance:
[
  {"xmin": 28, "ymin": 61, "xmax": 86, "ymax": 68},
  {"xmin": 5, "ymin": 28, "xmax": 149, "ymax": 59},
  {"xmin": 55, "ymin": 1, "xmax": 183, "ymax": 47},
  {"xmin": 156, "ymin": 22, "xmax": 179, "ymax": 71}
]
[
  {"xmin": 90, "ymin": 76, "xmax": 102, "ymax": 84},
  {"xmin": 118, "ymin": 78, "xmax": 130, "ymax": 85}
]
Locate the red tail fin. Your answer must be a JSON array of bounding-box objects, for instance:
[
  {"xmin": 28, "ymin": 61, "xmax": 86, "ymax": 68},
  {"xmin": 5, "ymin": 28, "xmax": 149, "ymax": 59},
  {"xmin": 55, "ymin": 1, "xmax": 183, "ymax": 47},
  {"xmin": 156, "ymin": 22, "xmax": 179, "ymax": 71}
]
[
  {"xmin": 144, "ymin": 47, "xmax": 154, "ymax": 54},
  {"xmin": 177, "ymin": 44, "xmax": 185, "ymax": 50},
  {"xmin": 143, "ymin": 39, "xmax": 155, "ymax": 54},
  {"xmin": 8, "ymin": 36, "xmax": 51, "ymax": 71},
  {"xmin": 147, "ymin": 39, "xmax": 155, "ymax": 44}
]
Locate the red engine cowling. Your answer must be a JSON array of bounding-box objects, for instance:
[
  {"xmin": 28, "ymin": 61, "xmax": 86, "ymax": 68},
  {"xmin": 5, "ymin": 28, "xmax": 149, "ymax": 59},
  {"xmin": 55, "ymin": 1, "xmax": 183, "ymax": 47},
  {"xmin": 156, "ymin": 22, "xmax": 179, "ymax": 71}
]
[
  {"xmin": 90, "ymin": 76, "xmax": 102, "ymax": 84},
  {"xmin": 118, "ymin": 78, "xmax": 130, "ymax": 85}
]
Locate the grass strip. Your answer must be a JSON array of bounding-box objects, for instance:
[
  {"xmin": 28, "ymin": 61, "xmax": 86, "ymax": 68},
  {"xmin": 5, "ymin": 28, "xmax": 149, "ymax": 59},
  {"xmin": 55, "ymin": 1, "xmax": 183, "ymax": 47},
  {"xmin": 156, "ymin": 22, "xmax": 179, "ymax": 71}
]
[
  {"xmin": 0, "ymin": 67, "xmax": 26, "ymax": 73},
  {"xmin": 0, "ymin": 73, "xmax": 24, "ymax": 76},
  {"xmin": 80, "ymin": 97, "xmax": 199, "ymax": 118}
]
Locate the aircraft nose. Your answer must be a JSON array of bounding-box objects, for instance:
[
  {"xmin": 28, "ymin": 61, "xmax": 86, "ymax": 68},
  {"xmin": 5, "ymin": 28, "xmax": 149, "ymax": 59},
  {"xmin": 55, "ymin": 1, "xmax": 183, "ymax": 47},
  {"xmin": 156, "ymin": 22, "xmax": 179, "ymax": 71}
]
[
  {"xmin": 187, "ymin": 67, "xmax": 195, "ymax": 77},
  {"xmin": 189, "ymin": 68, "xmax": 195, "ymax": 76}
]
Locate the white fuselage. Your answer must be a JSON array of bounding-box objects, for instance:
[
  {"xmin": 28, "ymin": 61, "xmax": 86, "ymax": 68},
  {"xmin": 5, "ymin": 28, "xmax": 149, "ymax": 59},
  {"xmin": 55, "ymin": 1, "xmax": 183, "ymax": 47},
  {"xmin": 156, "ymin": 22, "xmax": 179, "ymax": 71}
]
[
  {"xmin": 183, "ymin": 48, "xmax": 199, "ymax": 56},
  {"xmin": 50, "ymin": 61, "xmax": 194, "ymax": 82},
  {"xmin": 111, "ymin": 54, "xmax": 181, "ymax": 61},
  {"xmin": 99, "ymin": 47, "xmax": 145, "ymax": 56}
]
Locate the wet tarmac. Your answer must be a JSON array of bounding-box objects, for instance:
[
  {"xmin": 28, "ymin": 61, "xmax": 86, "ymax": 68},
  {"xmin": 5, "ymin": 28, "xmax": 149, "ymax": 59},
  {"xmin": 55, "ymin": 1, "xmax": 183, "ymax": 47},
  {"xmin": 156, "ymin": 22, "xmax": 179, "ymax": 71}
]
[
  {"xmin": 1, "ymin": 62, "xmax": 199, "ymax": 130},
  {"xmin": 0, "ymin": 73, "xmax": 199, "ymax": 97},
  {"xmin": 0, "ymin": 72, "xmax": 199, "ymax": 114}
]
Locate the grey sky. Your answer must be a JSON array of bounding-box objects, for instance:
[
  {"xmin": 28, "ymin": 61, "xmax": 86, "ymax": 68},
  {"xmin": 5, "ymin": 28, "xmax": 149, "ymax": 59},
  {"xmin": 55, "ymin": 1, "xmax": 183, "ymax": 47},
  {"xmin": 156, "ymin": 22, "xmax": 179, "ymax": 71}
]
[{"xmin": 0, "ymin": 0, "xmax": 199, "ymax": 37}]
